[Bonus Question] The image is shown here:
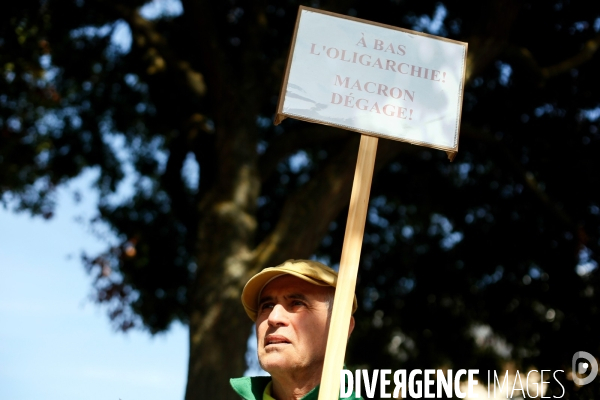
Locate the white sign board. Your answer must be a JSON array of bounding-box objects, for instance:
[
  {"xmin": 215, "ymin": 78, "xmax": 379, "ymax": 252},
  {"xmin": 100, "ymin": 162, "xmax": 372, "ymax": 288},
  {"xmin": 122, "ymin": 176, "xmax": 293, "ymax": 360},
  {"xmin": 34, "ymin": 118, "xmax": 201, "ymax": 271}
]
[{"xmin": 275, "ymin": 7, "xmax": 468, "ymax": 159}]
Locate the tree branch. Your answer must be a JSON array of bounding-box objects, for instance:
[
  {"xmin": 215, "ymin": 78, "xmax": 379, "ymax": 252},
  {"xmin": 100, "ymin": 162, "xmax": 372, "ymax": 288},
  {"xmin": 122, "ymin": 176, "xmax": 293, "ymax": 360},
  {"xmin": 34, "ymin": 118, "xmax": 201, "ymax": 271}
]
[
  {"xmin": 250, "ymin": 135, "xmax": 410, "ymax": 276},
  {"xmin": 503, "ymin": 32, "xmax": 600, "ymax": 84},
  {"xmin": 542, "ymin": 32, "xmax": 600, "ymax": 79}
]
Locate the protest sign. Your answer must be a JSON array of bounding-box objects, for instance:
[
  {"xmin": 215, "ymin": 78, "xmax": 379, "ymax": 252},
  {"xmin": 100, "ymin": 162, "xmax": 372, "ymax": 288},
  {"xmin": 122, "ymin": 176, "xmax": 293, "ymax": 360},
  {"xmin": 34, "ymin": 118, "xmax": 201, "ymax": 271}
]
[
  {"xmin": 275, "ymin": 6, "xmax": 467, "ymax": 160},
  {"xmin": 274, "ymin": 7, "xmax": 468, "ymax": 400}
]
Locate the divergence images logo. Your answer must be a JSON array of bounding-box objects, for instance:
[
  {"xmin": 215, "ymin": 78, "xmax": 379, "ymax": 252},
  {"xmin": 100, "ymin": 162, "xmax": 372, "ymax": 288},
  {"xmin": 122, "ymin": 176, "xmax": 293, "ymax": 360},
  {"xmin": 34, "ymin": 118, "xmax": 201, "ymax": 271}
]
[{"xmin": 572, "ymin": 351, "xmax": 598, "ymax": 386}]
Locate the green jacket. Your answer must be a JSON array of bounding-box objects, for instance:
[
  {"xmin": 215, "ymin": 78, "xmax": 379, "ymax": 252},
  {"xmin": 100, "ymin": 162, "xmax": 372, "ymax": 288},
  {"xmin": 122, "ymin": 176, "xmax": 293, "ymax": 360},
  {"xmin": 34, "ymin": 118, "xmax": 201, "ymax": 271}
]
[{"xmin": 230, "ymin": 376, "xmax": 363, "ymax": 400}]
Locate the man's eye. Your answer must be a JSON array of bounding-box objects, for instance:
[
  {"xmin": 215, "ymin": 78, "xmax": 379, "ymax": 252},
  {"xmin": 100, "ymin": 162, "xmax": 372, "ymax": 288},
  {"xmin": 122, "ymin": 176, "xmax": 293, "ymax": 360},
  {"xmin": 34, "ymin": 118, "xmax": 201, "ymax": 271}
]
[
  {"xmin": 292, "ymin": 300, "xmax": 305, "ymax": 307},
  {"xmin": 260, "ymin": 303, "xmax": 274, "ymax": 310}
]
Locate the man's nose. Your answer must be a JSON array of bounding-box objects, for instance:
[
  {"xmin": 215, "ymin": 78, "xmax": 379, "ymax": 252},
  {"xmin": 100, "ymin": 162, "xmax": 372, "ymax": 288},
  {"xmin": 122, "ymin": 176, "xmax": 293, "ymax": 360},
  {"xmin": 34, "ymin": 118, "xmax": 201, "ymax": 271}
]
[{"xmin": 268, "ymin": 303, "xmax": 289, "ymax": 326}]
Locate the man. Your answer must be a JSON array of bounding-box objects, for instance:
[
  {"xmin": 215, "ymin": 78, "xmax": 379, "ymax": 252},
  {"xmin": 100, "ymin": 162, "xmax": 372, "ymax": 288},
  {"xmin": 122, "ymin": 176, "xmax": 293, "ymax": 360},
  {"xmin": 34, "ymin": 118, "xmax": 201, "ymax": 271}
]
[{"xmin": 230, "ymin": 259, "xmax": 361, "ymax": 400}]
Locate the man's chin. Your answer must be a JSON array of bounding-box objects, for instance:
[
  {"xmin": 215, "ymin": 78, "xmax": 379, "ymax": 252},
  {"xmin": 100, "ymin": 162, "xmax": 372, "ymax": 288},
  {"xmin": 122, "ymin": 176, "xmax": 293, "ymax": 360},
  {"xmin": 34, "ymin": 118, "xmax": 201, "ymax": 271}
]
[{"xmin": 258, "ymin": 352, "xmax": 294, "ymax": 372}]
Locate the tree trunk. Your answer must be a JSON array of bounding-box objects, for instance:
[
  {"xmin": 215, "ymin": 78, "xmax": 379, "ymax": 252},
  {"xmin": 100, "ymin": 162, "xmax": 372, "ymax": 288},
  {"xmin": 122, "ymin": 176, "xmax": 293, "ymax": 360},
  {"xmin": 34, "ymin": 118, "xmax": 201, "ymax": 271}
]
[
  {"xmin": 186, "ymin": 275, "xmax": 252, "ymax": 399},
  {"xmin": 185, "ymin": 84, "xmax": 261, "ymax": 398}
]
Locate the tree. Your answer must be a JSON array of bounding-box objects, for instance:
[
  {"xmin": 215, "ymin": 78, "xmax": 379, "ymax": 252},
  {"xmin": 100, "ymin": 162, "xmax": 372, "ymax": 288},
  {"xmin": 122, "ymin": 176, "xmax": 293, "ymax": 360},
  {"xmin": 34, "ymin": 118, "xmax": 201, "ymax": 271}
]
[{"xmin": 1, "ymin": 0, "xmax": 599, "ymax": 398}]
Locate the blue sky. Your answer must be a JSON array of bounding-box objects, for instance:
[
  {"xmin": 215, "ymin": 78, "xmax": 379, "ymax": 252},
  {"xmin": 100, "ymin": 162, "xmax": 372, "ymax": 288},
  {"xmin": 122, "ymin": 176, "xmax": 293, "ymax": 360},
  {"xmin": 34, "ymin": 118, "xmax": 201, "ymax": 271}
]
[{"xmin": 0, "ymin": 171, "xmax": 188, "ymax": 400}]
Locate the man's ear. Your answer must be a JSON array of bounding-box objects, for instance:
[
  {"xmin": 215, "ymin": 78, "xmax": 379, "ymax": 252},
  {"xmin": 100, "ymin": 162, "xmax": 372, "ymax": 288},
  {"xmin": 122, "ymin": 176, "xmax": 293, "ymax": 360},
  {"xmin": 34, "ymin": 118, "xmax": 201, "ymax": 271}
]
[{"xmin": 348, "ymin": 316, "xmax": 355, "ymax": 338}]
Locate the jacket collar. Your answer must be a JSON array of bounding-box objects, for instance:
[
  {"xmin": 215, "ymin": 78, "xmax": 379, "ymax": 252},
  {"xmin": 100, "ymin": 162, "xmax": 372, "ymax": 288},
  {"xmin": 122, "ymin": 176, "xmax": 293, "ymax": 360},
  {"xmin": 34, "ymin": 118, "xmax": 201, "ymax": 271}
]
[{"xmin": 230, "ymin": 376, "xmax": 271, "ymax": 400}]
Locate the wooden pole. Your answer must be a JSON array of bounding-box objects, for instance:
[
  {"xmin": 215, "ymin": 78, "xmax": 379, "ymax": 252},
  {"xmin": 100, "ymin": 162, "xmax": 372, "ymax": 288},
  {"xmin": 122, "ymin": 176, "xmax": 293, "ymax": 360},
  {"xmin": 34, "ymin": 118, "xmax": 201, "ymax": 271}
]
[{"xmin": 318, "ymin": 134, "xmax": 379, "ymax": 400}]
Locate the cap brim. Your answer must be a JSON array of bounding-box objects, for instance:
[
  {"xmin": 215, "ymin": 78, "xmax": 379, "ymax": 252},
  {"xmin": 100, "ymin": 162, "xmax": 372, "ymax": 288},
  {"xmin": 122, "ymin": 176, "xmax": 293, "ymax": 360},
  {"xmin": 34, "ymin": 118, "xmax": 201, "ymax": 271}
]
[
  {"xmin": 242, "ymin": 268, "xmax": 331, "ymax": 321},
  {"xmin": 241, "ymin": 265, "xmax": 358, "ymax": 321}
]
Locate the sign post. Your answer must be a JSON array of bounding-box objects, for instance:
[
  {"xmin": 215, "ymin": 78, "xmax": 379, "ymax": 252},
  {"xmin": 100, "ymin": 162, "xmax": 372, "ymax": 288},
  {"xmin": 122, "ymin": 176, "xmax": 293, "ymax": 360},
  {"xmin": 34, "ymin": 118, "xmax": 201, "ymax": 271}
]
[
  {"xmin": 275, "ymin": 6, "xmax": 468, "ymax": 399},
  {"xmin": 318, "ymin": 134, "xmax": 378, "ymax": 400}
]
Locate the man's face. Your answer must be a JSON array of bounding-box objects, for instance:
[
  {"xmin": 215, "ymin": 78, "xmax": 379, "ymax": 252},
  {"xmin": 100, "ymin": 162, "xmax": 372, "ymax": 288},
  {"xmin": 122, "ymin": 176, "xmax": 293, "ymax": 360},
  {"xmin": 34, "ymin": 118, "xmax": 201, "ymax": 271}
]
[{"xmin": 255, "ymin": 275, "xmax": 333, "ymax": 376}]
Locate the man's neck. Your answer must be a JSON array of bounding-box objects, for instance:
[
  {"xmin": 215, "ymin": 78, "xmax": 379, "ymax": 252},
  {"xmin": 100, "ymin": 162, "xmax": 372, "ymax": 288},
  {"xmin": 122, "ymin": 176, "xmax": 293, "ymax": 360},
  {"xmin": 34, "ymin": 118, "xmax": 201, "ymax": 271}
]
[{"xmin": 269, "ymin": 368, "xmax": 322, "ymax": 400}]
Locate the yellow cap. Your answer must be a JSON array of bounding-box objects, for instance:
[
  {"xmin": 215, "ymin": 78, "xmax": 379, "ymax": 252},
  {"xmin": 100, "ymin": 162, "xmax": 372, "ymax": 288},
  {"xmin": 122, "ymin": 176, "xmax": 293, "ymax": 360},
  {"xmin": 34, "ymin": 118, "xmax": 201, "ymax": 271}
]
[{"xmin": 241, "ymin": 259, "xmax": 358, "ymax": 321}]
